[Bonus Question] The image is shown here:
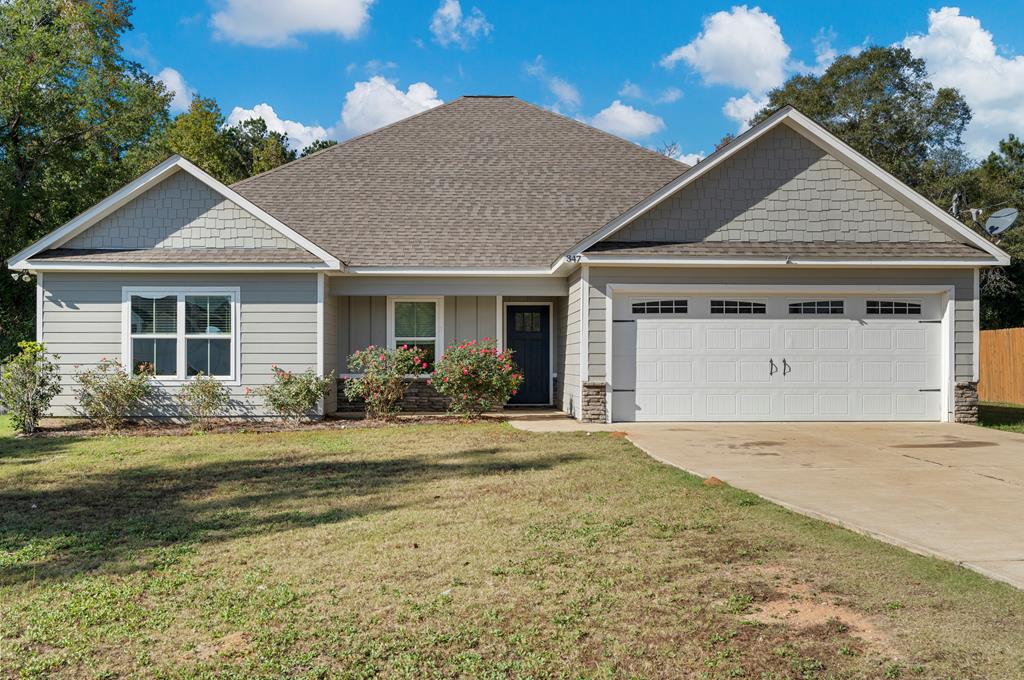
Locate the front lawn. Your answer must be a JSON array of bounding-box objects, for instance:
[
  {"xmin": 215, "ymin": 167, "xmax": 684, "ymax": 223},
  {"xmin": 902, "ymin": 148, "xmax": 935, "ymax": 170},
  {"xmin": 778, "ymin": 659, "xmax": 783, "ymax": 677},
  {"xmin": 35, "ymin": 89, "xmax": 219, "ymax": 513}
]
[
  {"xmin": 2, "ymin": 417, "xmax": 1023, "ymax": 678},
  {"xmin": 979, "ymin": 402, "xmax": 1024, "ymax": 433}
]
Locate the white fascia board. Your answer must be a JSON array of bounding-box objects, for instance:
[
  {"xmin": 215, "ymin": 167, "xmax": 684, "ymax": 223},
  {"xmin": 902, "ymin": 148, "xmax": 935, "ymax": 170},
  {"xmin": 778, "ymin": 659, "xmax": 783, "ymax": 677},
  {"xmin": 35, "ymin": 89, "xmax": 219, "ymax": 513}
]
[
  {"xmin": 560, "ymin": 106, "xmax": 1011, "ymax": 267},
  {"xmin": 341, "ymin": 266, "xmax": 557, "ymax": 276},
  {"xmin": 7, "ymin": 155, "xmax": 341, "ymax": 270},
  {"xmin": 580, "ymin": 255, "xmax": 1000, "ymax": 268},
  {"xmin": 20, "ymin": 262, "xmax": 333, "ymax": 272}
]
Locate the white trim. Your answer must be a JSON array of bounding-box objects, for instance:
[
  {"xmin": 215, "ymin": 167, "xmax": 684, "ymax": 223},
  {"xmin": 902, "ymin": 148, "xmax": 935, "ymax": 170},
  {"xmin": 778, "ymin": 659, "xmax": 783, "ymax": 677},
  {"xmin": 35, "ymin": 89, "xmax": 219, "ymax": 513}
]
[
  {"xmin": 604, "ymin": 283, "xmax": 955, "ymax": 423},
  {"xmin": 18, "ymin": 262, "xmax": 333, "ymax": 272},
  {"xmin": 316, "ymin": 273, "xmax": 325, "ymax": 377},
  {"xmin": 344, "ymin": 266, "xmax": 557, "ymax": 276},
  {"xmin": 579, "ymin": 256, "xmax": 1000, "ymax": 268},
  {"xmin": 495, "ymin": 295, "xmax": 504, "ymax": 351},
  {"xmin": 8, "ymin": 156, "xmax": 341, "ymax": 270},
  {"xmin": 580, "ymin": 264, "xmax": 590, "ymax": 382},
  {"xmin": 386, "ymin": 296, "xmax": 445, "ymax": 370},
  {"xmin": 121, "ymin": 286, "xmax": 241, "ymax": 385},
  {"xmin": 604, "ymin": 286, "xmax": 613, "ymax": 424},
  {"xmin": 503, "ymin": 302, "xmax": 555, "ymax": 406},
  {"xmin": 35, "ymin": 272, "xmax": 44, "ymax": 343},
  {"xmin": 973, "ymin": 268, "xmax": 980, "ymax": 382},
  {"xmin": 563, "ymin": 107, "xmax": 1011, "ymax": 267}
]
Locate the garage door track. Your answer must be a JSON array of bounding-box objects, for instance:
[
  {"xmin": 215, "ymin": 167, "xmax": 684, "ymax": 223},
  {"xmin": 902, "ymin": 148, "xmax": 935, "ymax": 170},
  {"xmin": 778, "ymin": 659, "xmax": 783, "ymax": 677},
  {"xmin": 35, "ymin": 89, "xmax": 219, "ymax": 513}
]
[{"xmin": 514, "ymin": 419, "xmax": 1024, "ymax": 588}]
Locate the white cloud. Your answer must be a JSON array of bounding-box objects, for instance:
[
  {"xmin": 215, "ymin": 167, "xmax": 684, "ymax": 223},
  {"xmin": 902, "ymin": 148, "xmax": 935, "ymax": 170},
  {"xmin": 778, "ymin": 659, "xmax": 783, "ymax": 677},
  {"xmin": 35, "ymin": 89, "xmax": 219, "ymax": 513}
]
[
  {"xmin": 156, "ymin": 67, "xmax": 195, "ymax": 114},
  {"xmin": 677, "ymin": 151, "xmax": 705, "ymax": 165},
  {"xmin": 589, "ymin": 101, "xmax": 665, "ymax": 140},
  {"xmin": 212, "ymin": 0, "xmax": 374, "ymax": 47},
  {"xmin": 660, "ymin": 5, "xmax": 790, "ymax": 95},
  {"xmin": 525, "ymin": 56, "xmax": 581, "ymax": 110},
  {"xmin": 430, "ymin": 0, "xmax": 492, "ymax": 48},
  {"xmin": 618, "ymin": 81, "xmax": 683, "ymax": 105},
  {"xmin": 228, "ymin": 77, "xmax": 443, "ymax": 149},
  {"xmin": 340, "ymin": 76, "xmax": 443, "ymax": 135},
  {"xmin": 227, "ymin": 103, "xmax": 328, "ymax": 151},
  {"xmin": 722, "ymin": 93, "xmax": 768, "ymax": 132},
  {"xmin": 902, "ymin": 6, "xmax": 1024, "ymax": 157}
]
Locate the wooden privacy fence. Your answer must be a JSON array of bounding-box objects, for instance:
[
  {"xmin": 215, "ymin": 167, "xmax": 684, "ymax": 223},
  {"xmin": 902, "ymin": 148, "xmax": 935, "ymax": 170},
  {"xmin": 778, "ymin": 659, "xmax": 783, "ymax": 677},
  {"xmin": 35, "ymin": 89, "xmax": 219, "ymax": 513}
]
[{"xmin": 979, "ymin": 328, "xmax": 1024, "ymax": 405}]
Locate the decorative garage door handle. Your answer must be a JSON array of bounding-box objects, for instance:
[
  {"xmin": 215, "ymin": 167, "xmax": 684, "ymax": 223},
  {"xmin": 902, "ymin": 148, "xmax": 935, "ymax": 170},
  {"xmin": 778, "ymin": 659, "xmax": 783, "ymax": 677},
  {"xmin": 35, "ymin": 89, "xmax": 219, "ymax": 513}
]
[
  {"xmin": 782, "ymin": 358, "xmax": 791, "ymax": 376},
  {"xmin": 769, "ymin": 358, "xmax": 778, "ymax": 376}
]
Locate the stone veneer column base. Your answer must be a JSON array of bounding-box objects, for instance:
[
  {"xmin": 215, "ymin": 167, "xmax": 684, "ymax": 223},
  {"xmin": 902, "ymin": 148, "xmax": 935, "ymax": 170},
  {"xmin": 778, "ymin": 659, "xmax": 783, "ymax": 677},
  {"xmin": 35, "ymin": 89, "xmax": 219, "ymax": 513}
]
[
  {"xmin": 337, "ymin": 377, "xmax": 450, "ymax": 412},
  {"xmin": 581, "ymin": 381, "xmax": 607, "ymax": 423},
  {"xmin": 954, "ymin": 381, "xmax": 979, "ymax": 423}
]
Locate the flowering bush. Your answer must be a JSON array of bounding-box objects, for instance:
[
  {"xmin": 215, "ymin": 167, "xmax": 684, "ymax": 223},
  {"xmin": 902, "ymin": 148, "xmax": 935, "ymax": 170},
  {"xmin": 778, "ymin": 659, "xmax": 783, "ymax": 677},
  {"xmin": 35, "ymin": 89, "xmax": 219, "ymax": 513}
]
[
  {"xmin": 430, "ymin": 339, "xmax": 524, "ymax": 417},
  {"xmin": 344, "ymin": 345, "xmax": 427, "ymax": 420},
  {"xmin": 75, "ymin": 358, "xmax": 154, "ymax": 431},
  {"xmin": 176, "ymin": 372, "xmax": 231, "ymax": 430},
  {"xmin": 254, "ymin": 366, "xmax": 334, "ymax": 424},
  {"xmin": 0, "ymin": 341, "xmax": 61, "ymax": 434}
]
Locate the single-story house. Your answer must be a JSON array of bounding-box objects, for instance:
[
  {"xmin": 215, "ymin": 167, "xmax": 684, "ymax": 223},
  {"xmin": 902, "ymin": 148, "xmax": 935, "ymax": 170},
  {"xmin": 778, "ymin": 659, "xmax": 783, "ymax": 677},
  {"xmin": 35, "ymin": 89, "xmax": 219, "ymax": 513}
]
[{"xmin": 8, "ymin": 97, "xmax": 1009, "ymax": 423}]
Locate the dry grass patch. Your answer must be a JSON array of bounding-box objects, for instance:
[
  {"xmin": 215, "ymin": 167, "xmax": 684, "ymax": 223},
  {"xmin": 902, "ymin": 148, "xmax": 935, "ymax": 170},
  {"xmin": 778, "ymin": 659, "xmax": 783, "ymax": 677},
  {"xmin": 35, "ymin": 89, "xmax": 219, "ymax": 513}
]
[{"xmin": 1, "ymin": 416, "xmax": 1023, "ymax": 678}]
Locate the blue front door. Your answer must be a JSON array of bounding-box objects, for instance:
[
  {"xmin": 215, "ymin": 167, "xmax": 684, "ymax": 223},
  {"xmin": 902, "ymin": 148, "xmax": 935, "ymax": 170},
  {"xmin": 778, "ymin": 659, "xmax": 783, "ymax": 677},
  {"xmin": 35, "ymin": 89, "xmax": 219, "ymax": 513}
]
[{"xmin": 506, "ymin": 305, "xmax": 550, "ymax": 405}]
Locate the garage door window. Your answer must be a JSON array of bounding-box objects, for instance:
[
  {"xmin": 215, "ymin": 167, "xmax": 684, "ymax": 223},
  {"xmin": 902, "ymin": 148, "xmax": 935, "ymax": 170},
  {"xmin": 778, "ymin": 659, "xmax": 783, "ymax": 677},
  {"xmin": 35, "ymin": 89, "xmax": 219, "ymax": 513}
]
[
  {"xmin": 867, "ymin": 300, "xmax": 921, "ymax": 315},
  {"xmin": 789, "ymin": 300, "xmax": 844, "ymax": 315},
  {"xmin": 710, "ymin": 299, "xmax": 766, "ymax": 315},
  {"xmin": 632, "ymin": 299, "xmax": 688, "ymax": 314}
]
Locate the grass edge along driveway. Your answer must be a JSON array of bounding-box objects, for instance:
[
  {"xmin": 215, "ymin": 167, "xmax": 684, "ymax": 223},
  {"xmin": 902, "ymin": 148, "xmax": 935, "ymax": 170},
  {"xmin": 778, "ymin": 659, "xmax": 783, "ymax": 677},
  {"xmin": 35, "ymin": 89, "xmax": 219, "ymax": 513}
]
[{"xmin": 1, "ymin": 417, "xmax": 1023, "ymax": 678}]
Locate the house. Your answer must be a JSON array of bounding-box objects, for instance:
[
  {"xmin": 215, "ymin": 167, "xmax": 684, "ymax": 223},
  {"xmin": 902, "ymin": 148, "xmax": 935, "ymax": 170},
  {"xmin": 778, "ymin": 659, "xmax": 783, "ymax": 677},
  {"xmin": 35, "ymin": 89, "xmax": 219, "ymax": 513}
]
[{"xmin": 7, "ymin": 97, "xmax": 1009, "ymax": 423}]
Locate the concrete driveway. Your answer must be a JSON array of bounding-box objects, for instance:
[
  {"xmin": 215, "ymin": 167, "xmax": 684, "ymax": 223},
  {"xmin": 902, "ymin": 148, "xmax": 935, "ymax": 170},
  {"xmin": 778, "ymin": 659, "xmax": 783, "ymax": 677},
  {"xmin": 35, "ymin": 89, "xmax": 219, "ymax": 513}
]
[{"xmin": 512, "ymin": 419, "xmax": 1024, "ymax": 588}]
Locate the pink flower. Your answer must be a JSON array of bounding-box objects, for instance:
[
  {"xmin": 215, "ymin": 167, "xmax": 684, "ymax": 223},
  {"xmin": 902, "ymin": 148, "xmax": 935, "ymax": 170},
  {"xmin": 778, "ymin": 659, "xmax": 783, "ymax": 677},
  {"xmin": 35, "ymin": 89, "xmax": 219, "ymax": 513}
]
[
  {"xmin": 379, "ymin": 354, "xmax": 386, "ymax": 362},
  {"xmin": 512, "ymin": 390, "xmax": 518, "ymax": 395},
  {"xmin": 426, "ymin": 379, "xmax": 432, "ymax": 385},
  {"xmin": 462, "ymin": 368, "xmax": 469, "ymax": 375},
  {"xmin": 443, "ymin": 377, "xmax": 449, "ymax": 383},
  {"xmin": 401, "ymin": 344, "xmax": 408, "ymax": 350}
]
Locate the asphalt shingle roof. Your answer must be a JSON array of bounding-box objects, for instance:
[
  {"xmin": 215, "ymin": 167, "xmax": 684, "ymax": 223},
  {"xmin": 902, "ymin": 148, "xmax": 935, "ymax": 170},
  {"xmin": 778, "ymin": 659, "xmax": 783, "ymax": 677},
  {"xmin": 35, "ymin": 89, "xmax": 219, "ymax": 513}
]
[{"xmin": 231, "ymin": 96, "xmax": 689, "ymax": 268}]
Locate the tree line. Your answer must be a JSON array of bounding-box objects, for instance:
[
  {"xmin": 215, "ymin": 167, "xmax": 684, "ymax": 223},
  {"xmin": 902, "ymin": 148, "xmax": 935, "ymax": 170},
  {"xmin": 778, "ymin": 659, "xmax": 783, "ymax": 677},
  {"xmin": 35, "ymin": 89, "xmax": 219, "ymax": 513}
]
[{"xmin": 2, "ymin": 2, "xmax": 1023, "ymax": 361}]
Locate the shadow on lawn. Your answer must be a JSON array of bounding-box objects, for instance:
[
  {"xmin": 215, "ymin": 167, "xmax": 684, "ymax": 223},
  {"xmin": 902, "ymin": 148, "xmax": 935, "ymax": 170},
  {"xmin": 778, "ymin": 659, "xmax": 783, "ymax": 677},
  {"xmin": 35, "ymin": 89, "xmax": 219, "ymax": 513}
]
[{"xmin": 0, "ymin": 443, "xmax": 584, "ymax": 585}]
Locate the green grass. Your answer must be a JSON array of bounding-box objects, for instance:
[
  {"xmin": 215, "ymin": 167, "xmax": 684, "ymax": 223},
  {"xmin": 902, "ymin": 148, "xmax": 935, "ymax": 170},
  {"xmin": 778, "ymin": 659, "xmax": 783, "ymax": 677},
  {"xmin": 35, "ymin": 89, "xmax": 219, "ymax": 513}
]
[
  {"xmin": 2, "ymin": 418, "xmax": 1024, "ymax": 678},
  {"xmin": 979, "ymin": 402, "xmax": 1024, "ymax": 433}
]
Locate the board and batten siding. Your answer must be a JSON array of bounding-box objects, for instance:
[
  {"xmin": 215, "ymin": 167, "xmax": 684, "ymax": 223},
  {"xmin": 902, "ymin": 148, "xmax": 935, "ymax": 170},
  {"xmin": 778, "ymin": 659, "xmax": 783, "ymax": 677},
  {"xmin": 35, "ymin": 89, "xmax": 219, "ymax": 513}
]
[
  {"xmin": 335, "ymin": 296, "xmax": 499, "ymax": 372},
  {"xmin": 583, "ymin": 267, "xmax": 977, "ymax": 384},
  {"xmin": 40, "ymin": 272, "xmax": 318, "ymax": 417}
]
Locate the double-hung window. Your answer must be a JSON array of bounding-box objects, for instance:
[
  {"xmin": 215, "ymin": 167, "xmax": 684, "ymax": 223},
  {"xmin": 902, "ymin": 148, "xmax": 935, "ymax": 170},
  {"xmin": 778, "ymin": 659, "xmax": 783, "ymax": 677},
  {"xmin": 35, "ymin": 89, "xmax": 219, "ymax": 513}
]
[
  {"xmin": 389, "ymin": 297, "xmax": 443, "ymax": 370},
  {"xmin": 124, "ymin": 288, "xmax": 239, "ymax": 381}
]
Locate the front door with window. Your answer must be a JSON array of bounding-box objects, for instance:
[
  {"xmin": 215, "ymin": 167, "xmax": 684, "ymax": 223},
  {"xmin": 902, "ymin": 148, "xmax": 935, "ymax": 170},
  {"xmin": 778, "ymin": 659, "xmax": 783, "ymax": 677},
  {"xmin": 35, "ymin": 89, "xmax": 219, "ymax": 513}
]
[{"xmin": 506, "ymin": 305, "xmax": 550, "ymax": 405}]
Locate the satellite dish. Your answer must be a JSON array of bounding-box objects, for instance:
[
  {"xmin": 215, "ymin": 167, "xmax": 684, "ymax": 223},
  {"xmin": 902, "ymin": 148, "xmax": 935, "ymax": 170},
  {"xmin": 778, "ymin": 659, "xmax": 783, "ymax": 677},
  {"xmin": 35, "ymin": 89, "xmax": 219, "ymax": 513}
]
[{"xmin": 985, "ymin": 207, "xmax": 1018, "ymax": 235}]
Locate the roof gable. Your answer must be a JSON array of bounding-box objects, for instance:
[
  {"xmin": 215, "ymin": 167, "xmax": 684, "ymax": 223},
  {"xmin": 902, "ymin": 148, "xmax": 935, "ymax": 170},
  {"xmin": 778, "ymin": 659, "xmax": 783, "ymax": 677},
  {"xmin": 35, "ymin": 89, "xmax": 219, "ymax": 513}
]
[
  {"xmin": 65, "ymin": 170, "xmax": 302, "ymax": 251},
  {"xmin": 613, "ymin": 124, "xmax": 951, "ymax": 246},
  {"xmin": 9, "ymin": 156, "xmax": 340, "ymax": 270},
  {"xmin": 574, "ymin": 107, "xmax": 1009, "ymax": 265}
]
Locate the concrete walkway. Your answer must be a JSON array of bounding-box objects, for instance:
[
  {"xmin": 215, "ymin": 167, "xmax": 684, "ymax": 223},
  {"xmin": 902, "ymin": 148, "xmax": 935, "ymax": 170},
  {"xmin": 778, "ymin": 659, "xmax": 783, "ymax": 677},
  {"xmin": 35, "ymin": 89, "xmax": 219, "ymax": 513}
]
[{"xmin": 511, "ymin": 418, "xmax": 1024, "ymax": 589}]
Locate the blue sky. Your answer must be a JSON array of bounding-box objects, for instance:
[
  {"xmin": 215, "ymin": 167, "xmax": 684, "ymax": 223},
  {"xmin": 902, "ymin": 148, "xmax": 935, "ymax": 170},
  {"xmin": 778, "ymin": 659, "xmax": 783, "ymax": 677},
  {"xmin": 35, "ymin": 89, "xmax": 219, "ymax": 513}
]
[{"xmin": 126, "ymin": 1, "xmax": 1024, "ymax": 162}]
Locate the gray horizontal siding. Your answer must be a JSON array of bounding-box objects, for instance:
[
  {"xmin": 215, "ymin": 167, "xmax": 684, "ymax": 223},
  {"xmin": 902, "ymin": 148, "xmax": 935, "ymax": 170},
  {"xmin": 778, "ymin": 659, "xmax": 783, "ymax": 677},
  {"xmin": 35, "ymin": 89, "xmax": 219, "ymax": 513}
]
[
  {"xmin": 584, "ymin": 267, "xmax": 976, "ymax": 385},
  {"xmin": 561, "ymin": 269, "xmax": 582, "ymax": 417},
  {"xmin": 41, "ymin": 272, "xmax": 318, "ymax": 417}
]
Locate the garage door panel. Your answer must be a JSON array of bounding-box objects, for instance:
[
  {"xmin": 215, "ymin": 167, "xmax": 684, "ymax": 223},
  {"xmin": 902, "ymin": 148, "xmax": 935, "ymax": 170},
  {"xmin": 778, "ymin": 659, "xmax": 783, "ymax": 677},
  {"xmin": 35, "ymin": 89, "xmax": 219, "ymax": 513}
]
[{"xmin": 613, "ymin": 293, "xmax": 943, "ymax": 422}]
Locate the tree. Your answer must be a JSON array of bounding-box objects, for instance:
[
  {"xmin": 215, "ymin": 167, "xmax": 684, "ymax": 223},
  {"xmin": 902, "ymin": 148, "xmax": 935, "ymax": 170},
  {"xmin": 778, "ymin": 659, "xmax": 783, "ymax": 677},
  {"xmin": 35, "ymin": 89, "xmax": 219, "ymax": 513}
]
[
  {"xmin": 225, "ymin": 117, "xmax": 296, "ymax": 178},
  {"xmin": 300, "ymin": 139, "xmax": 337, "ymax": 157},
  {"xmin": 752, "ymin": 47, "xmax": 972, "ymax": 204},
  {"xmin": 0, "ymin": 0, "xmax": 171, "ymax": 359}
]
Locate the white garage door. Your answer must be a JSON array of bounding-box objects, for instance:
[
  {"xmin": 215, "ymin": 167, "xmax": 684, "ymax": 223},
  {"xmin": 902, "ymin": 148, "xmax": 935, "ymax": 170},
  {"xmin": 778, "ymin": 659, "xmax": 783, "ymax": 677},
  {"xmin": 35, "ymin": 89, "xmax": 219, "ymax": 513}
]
[{"xmin": 611, "ymin": 294, "xmax": 945, "ymax": 422}]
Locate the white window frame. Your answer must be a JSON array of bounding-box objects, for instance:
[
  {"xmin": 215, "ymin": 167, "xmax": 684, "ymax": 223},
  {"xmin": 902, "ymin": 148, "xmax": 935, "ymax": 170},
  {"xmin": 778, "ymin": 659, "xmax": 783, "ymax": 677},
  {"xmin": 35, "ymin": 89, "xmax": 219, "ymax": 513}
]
[
  {"xmin": 121, "ymin": 286, "xmax": 241, "ymax": 384},
  {"xmin": 386, "ymin": 296, "xmax": 444, "ymax": 374}
]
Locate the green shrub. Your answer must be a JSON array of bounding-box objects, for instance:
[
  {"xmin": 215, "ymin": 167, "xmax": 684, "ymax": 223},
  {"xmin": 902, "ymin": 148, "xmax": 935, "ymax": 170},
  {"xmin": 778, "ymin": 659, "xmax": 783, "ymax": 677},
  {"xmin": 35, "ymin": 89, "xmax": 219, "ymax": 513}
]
[
  {"xmin": 75, "ymin": 358, "xmax": 154, "ymax": 431},
  {"xmin": 254, "ymin": 366, "xmax": 334, "ymax": 424},
  {"xmin": 0, "ymin": 341, "xmax": 61, "ymax": 434},
  {"xmin": 344, "ymin": 345, "xmax": 427, "ymax": 420},
  {"xmin": 430, "ymin": 339, "xmax": 524, "ymax": 417},
  {"xmin": 176, "ymin": 372, "xmax": 231, "ymax": 430}
]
